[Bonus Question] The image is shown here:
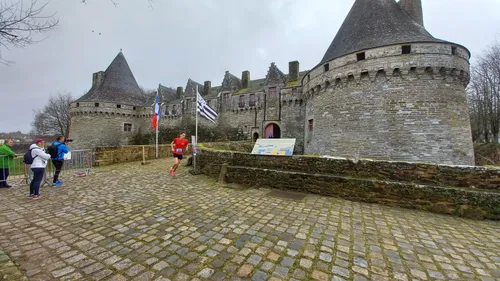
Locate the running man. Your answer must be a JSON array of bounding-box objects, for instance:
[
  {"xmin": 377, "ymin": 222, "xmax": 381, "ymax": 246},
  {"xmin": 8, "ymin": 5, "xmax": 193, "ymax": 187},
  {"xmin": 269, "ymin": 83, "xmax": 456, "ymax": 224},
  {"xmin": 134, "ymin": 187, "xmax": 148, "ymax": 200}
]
[{"xmin": 170, "ymin": 132, "xmax": 189, "ymax": 176}]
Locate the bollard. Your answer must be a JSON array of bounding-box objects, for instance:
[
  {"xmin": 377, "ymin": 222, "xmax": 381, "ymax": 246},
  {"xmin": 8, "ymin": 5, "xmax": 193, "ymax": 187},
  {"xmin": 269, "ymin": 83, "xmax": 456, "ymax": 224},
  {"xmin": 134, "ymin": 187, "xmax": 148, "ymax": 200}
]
[
  {"xmin": 141, "ymin": 145, "xmax": 150, "ymax": 165},
  {"xmin": 218, "ymin": 163, "xmax": 228, "ymax": 184}
]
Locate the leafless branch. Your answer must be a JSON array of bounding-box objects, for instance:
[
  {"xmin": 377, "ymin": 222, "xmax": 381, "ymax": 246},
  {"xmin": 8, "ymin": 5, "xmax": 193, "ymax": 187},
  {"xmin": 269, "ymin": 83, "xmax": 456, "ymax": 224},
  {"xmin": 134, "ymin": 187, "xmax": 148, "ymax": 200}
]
[
  {"xmin": 31, "ymin": 92, "xmax": 74, "ymax": 137},
  {"xmin": 0, "ymin": 0, "xmax": 58, "ymax": 63}
]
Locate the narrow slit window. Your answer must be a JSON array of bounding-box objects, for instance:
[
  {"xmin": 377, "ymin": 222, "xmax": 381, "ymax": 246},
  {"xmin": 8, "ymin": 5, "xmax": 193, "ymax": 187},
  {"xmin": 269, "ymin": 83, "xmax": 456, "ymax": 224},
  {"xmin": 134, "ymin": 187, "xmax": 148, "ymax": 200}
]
[
  {"xmin": 324, "ymin": 64, "xmax": 329, "ymax": 72},
  {"xmin": 308, "ymin": 119, "xmax": 314, "ymax": 131},
  {"xmin": 451, "ymin": 46, "xmax": 457, "ymax": 55}
]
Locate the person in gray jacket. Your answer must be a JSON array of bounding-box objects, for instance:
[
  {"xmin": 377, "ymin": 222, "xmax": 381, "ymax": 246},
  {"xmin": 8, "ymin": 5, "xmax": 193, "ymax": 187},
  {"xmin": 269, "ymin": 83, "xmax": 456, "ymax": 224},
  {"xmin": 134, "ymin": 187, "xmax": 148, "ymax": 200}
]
[{"xmin": 29, "ymin": 138, "xmax": 51, "ymax": 200}]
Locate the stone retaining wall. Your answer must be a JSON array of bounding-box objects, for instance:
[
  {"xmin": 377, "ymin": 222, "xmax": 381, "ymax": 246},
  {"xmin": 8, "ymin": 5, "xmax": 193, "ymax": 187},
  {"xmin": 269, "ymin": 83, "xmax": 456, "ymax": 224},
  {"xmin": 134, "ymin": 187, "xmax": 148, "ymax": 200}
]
[
  {"xmin": 95, "ymin": 145, "xmax": 190, "ymax": 165},
  {"xmin": 197, "ymin": 148, "xmax": 500, "ymax": 220}
]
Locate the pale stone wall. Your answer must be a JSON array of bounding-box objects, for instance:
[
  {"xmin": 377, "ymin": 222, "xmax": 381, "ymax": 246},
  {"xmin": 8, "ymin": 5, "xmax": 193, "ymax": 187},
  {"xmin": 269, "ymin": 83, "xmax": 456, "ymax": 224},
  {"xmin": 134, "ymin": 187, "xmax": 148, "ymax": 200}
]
[{"xmin": 302, "ymin": 43, "xmax": 474, "ymax": 165}]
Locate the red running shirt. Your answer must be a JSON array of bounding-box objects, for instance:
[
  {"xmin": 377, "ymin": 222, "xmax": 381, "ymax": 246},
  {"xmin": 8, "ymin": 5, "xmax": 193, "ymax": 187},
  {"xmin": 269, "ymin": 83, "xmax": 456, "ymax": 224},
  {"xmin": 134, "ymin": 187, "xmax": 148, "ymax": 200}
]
[{"xmin": 173, "ymin": 138, "xmax": 189, "ymax": 155}]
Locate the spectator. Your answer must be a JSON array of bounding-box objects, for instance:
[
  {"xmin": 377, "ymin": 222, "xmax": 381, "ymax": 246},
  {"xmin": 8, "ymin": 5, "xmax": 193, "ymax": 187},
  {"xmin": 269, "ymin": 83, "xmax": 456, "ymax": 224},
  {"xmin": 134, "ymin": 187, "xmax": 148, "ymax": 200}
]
[
  {"xmin": 0, "ymin": 139, "xmax": 15, "ymax": 188},
  {"xmin": 49, "ymin": 136, "xmax": 69, "ymax": 187},
  {"xmin": 29, "ymin": 138, "xmax": 51, "ymax": 200}
]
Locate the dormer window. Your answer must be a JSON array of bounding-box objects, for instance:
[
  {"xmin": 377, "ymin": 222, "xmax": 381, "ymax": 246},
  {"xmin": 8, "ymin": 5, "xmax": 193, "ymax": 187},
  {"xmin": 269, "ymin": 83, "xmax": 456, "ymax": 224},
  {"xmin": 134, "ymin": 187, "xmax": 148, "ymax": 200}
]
[{"xmin": 402, "ymin": 45, "xmax": 411, "ymax": 54}]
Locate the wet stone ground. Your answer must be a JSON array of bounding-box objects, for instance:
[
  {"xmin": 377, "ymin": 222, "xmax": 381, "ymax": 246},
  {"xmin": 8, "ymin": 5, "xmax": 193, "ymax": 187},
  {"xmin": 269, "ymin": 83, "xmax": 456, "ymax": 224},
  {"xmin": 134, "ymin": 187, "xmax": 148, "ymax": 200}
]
[{"xmin": 0, "ymin": 159, "xmax": 499, "ymax": 281}]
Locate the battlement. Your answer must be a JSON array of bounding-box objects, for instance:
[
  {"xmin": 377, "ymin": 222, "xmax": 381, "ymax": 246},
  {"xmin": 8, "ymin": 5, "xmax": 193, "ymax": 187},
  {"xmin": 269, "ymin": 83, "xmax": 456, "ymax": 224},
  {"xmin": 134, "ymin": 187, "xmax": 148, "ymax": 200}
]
[{"xmin": 304, "ymin": 42, "xmax": 471, "ymax": 98}]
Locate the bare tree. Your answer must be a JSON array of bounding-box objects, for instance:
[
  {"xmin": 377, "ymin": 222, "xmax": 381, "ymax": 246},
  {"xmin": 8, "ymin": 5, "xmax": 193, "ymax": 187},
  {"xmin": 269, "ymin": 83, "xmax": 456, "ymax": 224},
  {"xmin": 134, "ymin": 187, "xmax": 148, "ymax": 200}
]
[
  {"xmin": 467, "ymin": 40, "xmax": 500, "ymax": 143},
  {"xmin": 0, "ymin": 0, "xmax": 58, "ymax": 63},
  {"xmin": 31, "ymin": 93, "xmax": 74, "ymax": 137}
]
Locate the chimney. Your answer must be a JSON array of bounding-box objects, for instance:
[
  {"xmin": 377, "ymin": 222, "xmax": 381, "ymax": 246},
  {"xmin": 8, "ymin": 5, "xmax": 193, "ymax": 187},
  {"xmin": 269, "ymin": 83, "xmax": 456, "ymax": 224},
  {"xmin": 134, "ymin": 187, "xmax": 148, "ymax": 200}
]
[
  {"xmin": 289, "ymin": 61, "xmax": 299, "ymax": 81},
  {"xmin": 92, "ymin": 71, "xmax": 104, "ymax": 85},
  {"xmin": 203, "ymin": 81, "xmax": 211, "ymax": 96},
  {"xmin": 176, "ymin": 87, "xmax": 183, "ymax": 99},
  {"xmin": 399, "ymin": 0, "xmax": 424, "ymax": 26},
  {"xmin": 242, "ymin": 71, "xmax": 250, "ymax": 89}
]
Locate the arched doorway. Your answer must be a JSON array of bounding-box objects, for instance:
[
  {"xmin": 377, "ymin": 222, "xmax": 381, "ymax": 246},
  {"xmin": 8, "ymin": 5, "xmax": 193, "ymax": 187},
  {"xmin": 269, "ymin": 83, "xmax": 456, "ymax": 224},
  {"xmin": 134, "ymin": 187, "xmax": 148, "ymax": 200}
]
[
  {"xmin": 264, "ymin": 123, "xmax": 281, "ymax": 138},
  {"xmin": 253, "ymin": 132, "xmax": 259, "ymax": 142}
]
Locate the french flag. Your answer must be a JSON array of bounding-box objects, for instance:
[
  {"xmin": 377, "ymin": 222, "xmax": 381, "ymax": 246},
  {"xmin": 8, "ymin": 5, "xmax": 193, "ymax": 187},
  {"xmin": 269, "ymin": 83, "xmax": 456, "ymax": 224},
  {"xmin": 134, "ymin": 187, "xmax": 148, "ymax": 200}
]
[{"xmin": 152, "ymin": 95, "xmax": 161, "ymax": 130}]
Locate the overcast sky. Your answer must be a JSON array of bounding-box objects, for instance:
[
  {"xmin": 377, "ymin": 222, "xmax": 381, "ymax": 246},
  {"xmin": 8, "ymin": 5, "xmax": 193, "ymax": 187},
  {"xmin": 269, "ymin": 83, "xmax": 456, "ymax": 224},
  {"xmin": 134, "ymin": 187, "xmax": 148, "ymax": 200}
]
[{"xmin": 1, "ymin": 0, "xmax": 500, "ymax": 133}]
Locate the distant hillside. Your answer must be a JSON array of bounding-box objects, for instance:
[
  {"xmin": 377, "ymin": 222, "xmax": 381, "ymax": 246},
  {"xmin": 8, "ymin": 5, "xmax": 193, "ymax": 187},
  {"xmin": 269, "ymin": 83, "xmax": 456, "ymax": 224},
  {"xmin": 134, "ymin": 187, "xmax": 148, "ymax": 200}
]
[{"xmin": 474, "ymin": 143, "xmax": 500, "ymax": 167}]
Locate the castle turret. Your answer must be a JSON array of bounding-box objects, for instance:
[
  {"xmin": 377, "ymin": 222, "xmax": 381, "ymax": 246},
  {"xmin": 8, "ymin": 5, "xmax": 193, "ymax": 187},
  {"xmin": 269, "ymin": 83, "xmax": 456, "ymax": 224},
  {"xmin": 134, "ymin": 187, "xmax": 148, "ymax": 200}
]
[
  {"xmin": 303, "ymin": 0, "xmax": 474, "ymax": 165},
  {"xmin": 69, "ymin": 51, "xmax": 147, "ymax": 149}
]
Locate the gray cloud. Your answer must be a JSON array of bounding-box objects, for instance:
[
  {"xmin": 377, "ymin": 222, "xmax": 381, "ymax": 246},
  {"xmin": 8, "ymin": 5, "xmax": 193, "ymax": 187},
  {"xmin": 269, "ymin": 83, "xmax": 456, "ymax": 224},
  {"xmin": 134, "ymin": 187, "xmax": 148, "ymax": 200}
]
[{"xmin": 1, "ymin": 0, "xmax": 500, "ymax": 133}]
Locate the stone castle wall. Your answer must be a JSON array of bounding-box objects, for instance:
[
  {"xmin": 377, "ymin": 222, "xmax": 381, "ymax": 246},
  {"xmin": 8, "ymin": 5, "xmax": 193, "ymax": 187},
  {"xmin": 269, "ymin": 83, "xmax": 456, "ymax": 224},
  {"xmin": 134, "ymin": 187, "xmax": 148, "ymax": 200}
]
[
  {"xmin": 303, "ymin": 43, "xmax": 474, "ymax": 165},
  {"xmin": 69, "ymin": 102, "xmax": 144, "ymax": 149}
]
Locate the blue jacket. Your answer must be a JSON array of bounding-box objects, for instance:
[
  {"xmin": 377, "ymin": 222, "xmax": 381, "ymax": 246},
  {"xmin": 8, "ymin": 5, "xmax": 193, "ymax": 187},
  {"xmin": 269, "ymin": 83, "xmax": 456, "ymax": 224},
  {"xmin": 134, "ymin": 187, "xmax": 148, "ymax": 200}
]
[{"xmin": 51, "ymin": 141, "xmax": 69, "ymax": 160}]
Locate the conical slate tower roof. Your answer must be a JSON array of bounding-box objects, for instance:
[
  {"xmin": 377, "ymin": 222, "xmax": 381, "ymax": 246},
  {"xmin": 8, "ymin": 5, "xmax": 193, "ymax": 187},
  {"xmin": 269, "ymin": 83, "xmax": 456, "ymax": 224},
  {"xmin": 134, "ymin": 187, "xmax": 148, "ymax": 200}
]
[
  {"xmin": 319, "ymin": 0, "xmax": 443, "ymax": 65},
  {"xmin": 76, "ymin": 51, "xmax": 147, "ymax": 105}
]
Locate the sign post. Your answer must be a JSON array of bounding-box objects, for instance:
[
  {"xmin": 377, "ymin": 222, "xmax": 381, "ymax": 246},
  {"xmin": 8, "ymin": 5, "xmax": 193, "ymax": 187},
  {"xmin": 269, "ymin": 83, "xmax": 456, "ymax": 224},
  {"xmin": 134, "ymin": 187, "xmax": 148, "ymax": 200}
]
[{"xmin": 192, "ymin": 135, "xmax": 197, "ymax": 171}]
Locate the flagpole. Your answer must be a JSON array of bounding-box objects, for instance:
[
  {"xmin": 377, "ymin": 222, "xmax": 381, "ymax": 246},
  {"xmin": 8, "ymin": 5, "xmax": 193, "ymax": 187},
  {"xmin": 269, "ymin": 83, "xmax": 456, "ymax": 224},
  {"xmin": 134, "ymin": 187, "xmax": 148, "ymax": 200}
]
[
  {"xmin": 155, "ymin": 89, "xmax": 159, "ymax": 159},
  {"xmin": 194, "ymin": 85, "xmax": 198, "ymax": 171}
]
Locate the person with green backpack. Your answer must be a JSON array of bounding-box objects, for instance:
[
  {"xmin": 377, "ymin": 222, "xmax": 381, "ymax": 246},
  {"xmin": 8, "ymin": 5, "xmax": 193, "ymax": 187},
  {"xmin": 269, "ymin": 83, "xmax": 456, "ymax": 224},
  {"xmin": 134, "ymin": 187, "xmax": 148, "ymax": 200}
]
[{"xmin": 0, "ymin": 139, "xmax": 16, "ymax": 188}]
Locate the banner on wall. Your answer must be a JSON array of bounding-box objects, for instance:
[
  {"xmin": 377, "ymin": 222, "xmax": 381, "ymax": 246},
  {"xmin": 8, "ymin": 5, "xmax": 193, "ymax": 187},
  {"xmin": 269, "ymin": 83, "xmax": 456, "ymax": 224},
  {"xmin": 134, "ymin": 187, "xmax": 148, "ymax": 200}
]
[{"xmin": 251, "ymin": 138, "xmax": 296, "ymax": 156}]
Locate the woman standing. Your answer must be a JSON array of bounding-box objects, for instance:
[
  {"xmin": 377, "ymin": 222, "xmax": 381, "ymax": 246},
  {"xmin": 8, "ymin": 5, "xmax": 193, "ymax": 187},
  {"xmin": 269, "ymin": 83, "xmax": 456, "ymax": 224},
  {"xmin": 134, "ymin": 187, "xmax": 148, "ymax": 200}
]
[
  {"xmin": 29, "ymin": 138, "xmax": 51, "ymax": 200},
  {"xmin": 0, "ymin": 139, "xmax": 15, "ymax": 188}
]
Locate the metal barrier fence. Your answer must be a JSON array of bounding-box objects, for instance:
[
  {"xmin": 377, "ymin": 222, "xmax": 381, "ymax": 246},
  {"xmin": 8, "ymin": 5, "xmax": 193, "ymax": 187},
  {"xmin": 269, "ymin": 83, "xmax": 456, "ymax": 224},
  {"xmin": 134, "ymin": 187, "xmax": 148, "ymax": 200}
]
[{"xmin": 0, "ymin": 149, "xmax": 94, "ymax": 187}]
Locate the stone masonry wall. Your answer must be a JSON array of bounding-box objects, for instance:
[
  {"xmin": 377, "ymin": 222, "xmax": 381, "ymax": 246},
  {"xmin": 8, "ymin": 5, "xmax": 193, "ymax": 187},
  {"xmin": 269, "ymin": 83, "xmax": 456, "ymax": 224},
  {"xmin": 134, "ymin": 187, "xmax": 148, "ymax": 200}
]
[
  {"xmin": 94, "ymin": 144, "xmax": 190, "ymax": 165},
  {"xmin": 303, "ymin": 43, "xmax": 474, "ymax": 165},
  {"xmin": 197, "ymin": 147, "xmax": 500, "ymax": 220},
  {"xmin": 70, "ymin": 114, "xmax": 140, "ymax": 150}
]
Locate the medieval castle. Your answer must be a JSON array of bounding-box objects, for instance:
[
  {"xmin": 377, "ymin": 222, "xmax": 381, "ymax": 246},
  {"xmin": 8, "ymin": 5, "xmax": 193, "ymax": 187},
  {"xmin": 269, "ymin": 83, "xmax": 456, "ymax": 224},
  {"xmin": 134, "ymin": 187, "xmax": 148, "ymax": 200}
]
[{"xmin": 69, "ymin": 0, "xmax": 475, "ymax": 165}]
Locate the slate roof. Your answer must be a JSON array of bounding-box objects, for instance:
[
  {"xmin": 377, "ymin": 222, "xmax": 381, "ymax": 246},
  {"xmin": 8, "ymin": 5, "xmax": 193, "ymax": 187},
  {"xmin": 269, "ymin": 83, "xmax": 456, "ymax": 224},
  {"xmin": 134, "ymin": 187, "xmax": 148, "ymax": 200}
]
[
  {"xmin": 319, "ymin": 0, "xmax": 446, "ymax": 65},
  {"xmin": 76, "ymin": 51, "xmax": 147, "ymax": 105},
  {"xmin": 158, "ymin": 84, "xmax": 178, "ymax": 101}
]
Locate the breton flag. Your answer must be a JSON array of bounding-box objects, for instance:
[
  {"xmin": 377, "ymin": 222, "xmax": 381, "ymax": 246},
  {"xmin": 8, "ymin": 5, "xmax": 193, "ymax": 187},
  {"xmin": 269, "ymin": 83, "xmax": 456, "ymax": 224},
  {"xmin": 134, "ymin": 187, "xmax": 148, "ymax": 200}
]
[
  {"xmin": 197, "ymin": 92, "xmax": 218, "ymax": 123},
  {"xmin": 152, "ymin": 95, "xmax": 161, "ymax": 130}
]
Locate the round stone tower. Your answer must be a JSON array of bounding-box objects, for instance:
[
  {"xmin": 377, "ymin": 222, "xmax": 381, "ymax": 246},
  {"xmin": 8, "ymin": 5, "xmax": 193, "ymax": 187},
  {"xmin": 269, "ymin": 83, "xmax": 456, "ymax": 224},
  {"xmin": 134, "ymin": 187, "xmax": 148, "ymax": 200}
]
[
  {"xmin": 303, "ymin": 0, "xmax": 474, "ymax": 165},
  {"xmin": 69, "ymin": 51, "xmax": 149, "ymax": 149}
]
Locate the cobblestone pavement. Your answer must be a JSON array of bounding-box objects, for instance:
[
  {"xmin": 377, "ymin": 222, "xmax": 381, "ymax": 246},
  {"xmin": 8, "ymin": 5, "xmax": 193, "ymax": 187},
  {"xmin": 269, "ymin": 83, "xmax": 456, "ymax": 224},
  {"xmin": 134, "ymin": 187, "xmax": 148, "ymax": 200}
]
[{"xmin": 0, "ymin": 159, "xmax": 499, "ymax": 281}]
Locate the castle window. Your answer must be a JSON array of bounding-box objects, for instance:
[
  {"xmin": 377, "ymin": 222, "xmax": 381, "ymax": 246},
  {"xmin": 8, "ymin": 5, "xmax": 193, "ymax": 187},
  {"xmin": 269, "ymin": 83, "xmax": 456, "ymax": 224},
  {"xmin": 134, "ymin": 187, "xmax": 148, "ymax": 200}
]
[
  {"xmin": 76, "ymin": 103, "xmax": 80, "ymax": 107},
  {"xmin": 223, "ymin": 93, "xmax": 230, "ymax": 104},
  {"xmin": 239, "ymin": 95, "xmax": 245, "ymax": 108},
  {"xmin": 324, "ymin": 64, "xmax": 329, "ymax": 72},
  {"xmin": 249, "ymin": 94, "xmax": 256, "ymax": 106},
  {"xmin": 186, "ymin": 99, "xmax": 191, "ymax": 110},
  {"xmin": 117, "ymin": 104, "xmax": 121, "ymax": 109},
  {"xmin": 356, "ymin": 52, "xmax": 366, "ymax": 61},
  {"xmin": 133, "ymin": 106, "xmax": 136, "ymax": 110},
  {"xmin": 402, "ymin": 45, "xmax": 412, "ymax": 54},
  {"xmin": 307, "ymin": 74, "xmax": 310, "ymax": 82},
  {"xmin": 172, "ymin": 105, "xmax": 177, "ymax": 115},
  {"xmin": 308, "ymin": 119, "xmax": 314, "ymax": 132},
  {"xmin": 95, "ymin": 103, "xmax": 99, "ymax": 107},
  {"xmin": 123, "ymin": 123, "xmax": 132, "ymax": 132},
  {"xmin": 269, "ymin": 87, "xmax": 277, "ymax": 98},
  {"xmin": 292, "ymin": 88, "xmax": 297, "ymax": 95},
  {"xmin": 451, "ymin": 46, "xmax": 457, "ymax": 55}
]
